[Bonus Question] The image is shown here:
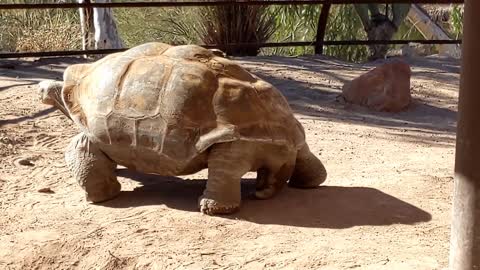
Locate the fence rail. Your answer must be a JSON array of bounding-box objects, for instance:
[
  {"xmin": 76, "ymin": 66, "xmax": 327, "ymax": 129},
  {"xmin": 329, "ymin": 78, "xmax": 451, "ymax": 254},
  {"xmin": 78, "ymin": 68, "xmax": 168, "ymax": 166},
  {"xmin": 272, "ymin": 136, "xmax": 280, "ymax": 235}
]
[
  {"xmin": 0, "ymin": 0, "xmax": 465, "ymax": 9},
  {"xmin": 0, "ymin": 0, "xmax": 464, "ymax": 59}
]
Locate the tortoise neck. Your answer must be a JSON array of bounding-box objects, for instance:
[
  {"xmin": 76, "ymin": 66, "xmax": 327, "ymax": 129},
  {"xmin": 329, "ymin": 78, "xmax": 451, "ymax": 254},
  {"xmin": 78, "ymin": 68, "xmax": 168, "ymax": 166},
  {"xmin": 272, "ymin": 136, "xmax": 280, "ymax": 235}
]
[{"xmin": 49, "ymin": 81, "xmax": 73, "ymax": 121}]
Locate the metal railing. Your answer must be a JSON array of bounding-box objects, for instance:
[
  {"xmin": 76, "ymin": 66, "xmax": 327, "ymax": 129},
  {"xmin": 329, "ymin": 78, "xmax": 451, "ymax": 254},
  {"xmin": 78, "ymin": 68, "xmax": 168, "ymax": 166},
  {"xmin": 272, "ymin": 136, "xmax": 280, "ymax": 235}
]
[{"xmin": 0, "ymin": 0, "xmax": 464, "ymax": 58}]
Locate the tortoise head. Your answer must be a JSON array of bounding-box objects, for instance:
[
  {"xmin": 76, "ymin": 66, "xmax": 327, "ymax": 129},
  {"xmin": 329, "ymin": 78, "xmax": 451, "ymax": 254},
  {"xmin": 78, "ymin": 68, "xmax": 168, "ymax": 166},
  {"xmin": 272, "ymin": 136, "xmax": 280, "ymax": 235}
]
[
  {"xmin": 38, "ymin": 80, "xmax": 73, "ymax": 120},
  {"xmin": 38, "ymin": 80, "xmax": 63, "ymax": 106}
]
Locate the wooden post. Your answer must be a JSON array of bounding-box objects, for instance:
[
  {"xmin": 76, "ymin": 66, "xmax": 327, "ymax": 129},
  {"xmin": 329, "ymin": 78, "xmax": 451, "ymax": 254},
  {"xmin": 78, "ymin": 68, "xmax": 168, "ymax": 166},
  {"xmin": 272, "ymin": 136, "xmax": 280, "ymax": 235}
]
[
  {"xmin": 79, "ymin": 0, "xmax": 94, "ymax": 51},
  {"xmin": 448, "ymin": 0, "xmax": 480, "ymax": 269},
  {"xmin": 314, "ymin": 3, "xmax": 331, "ymax": 55}
]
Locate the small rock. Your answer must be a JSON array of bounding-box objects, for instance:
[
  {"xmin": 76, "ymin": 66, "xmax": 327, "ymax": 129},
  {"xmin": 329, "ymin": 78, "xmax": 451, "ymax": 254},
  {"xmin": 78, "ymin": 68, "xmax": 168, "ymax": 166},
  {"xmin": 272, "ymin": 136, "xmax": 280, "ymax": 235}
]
[
  {"xmin": 341, "ymin": 59, "xmax": 411, "ymax": 112},
  {"xmin": 38, "ymin": 187, "xmax": 54, "ymax": 194},
  {"xmin": 17, "ymin": 159, "xmax": 34, "ymax": 166}
]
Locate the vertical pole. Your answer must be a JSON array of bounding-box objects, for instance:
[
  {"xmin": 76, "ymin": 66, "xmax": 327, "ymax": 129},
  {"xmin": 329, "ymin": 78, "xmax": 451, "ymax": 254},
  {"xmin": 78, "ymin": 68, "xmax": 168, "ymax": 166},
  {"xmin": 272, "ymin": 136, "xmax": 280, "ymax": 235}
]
[
  {"xmin": 449, "ymin": 0, "xmax": 480, "ymax": 269},
  {"xmin": 79, "ymin": 0, "xmax": 94, "ymax": 58},
  {"xmin": 85, "ymin": 0, "xmax": 94, "ymax": 48},
  {"xmin": 314, "ymin": 3, "xmax": 331, "ymax": 55}
]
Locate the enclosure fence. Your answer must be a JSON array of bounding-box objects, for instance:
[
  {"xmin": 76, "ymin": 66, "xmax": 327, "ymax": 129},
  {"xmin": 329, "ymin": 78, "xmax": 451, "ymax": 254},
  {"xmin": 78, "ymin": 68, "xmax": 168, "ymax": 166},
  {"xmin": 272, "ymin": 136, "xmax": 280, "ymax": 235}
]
[{"xmin": 0, "ymin": 0, "xmax": 464, "ymax": 59}]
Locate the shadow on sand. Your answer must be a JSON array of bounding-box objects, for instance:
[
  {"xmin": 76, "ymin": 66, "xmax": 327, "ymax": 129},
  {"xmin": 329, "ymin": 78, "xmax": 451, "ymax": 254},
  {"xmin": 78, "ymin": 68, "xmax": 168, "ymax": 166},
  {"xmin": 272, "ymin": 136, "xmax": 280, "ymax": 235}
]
[
  {"xmin": 0, "ymin": 107, "xmax": 57, "ymax": 127},
  {"xmin": 0, "ymin": 57, "xmax": 87, "ymax": 82},
  {"xmin": 99, "ymin": 169, "xmax": 432, "ymax": 229},
  {"xmin": 239, "ymin": 55, "xmax": 458, "ymax": 135}
]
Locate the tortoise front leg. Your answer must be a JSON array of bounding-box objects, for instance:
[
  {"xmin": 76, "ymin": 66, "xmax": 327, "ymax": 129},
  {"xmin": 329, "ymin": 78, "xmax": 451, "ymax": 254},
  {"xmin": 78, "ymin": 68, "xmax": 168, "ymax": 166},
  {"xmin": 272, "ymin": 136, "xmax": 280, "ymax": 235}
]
[
  {"xmin": 199, "ymin": 142, "xmax": 251, "ymax": 215},
  {"xmin": 65, "ymin": 133, "xmax": 120, "ymax": 203}
]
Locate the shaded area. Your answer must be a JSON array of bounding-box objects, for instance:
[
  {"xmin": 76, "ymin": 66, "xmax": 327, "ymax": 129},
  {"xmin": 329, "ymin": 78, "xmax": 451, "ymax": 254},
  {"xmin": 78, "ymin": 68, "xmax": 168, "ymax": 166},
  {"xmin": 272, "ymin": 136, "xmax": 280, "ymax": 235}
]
[
  {"xmin": 0, "ymin": 57, "xmax": 87, "ymax": 82},
  {"xmin": 242, "ymin": 54, "xmax": 459, "ymax": 82},
  {"xmin": 384, "ymin": 128, "xmax": 455, "ymax": 148},
  {"xmin": 102, "ymin": 169, "xmax": 432, "ymax": 229},
  {"xmin": 0, "ymin": 58, "xmax": 87, "ymax": 126},
  {"xmin": 0, "ymin": 80, "xmax": 38, "ymax": 92},
  {"xmin": 0, "ymin": 107, "xmax": 57, "ymax": 127},
  {"xmin": 292, "ymin": 100, "xmax": 457, "ymax": 132},
  {"xmin": 239, "ymin": 55, "xmax": 459, "ymax": 135}
]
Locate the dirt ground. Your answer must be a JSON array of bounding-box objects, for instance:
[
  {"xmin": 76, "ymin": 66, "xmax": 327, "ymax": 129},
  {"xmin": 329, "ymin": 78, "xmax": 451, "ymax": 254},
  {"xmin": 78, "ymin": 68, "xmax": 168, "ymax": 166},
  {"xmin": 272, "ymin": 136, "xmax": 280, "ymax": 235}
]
[{"xmin": 0, "ymin": 53, "xmax": 459, "ymax": 270}]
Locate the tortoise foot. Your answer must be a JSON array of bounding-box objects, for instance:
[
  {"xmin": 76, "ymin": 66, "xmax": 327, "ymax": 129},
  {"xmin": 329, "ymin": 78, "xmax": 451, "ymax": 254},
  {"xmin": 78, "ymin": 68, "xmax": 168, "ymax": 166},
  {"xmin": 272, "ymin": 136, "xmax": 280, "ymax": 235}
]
[
  {"xmin": 198, "ymin": 197, "xmax": 239, "ymax": 215},
  {"xmin": 86, "ymin": 182, "xmax": 121, "ymax": 203}
]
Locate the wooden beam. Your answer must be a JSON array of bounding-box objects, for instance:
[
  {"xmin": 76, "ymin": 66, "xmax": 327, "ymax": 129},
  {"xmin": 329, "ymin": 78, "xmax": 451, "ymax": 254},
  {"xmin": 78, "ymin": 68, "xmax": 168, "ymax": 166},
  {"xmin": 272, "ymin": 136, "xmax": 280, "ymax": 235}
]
[{"xmin": 449, "ymin": 0, "xmax": 480, "ymax": 269}]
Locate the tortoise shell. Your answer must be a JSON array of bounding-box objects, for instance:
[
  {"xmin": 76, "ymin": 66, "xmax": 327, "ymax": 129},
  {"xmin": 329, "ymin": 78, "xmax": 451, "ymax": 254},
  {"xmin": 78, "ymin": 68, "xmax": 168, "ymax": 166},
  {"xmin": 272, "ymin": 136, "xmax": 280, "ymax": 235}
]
[{"xmin": 61, "ymin": 42, "xmax": 305, "ymax": 166}]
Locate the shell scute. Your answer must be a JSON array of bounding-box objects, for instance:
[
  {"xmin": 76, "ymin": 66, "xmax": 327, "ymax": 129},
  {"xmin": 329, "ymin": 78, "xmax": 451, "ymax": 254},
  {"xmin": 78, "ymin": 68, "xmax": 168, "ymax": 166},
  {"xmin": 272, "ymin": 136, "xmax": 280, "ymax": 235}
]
[
  {"xmin": 135, "ymin": 116, "xmax": 167, "ymax": 151},
  {"xmin": 106, "ymin": 114, "xmax": 136, "ymax": 146},
  {"xmin": 113, "ymin": 59, "xmax": 173, "ymax": 118},
  {"xmin": 156, "ymin": 63, "xmax": 217, "ymax": 127},
  {"xmin": 161, "ymin": 127, "xmax": 201, "ymax": 161}
]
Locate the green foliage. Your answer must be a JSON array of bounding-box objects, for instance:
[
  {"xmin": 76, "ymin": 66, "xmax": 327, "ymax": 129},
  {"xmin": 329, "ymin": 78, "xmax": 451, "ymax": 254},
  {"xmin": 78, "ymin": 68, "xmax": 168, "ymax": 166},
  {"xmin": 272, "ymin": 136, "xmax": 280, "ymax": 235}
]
[
  {"xmin": 1, "ymin": 2, "xmax": 417, "ymax": 62},
  {"xmin": 115, "ymin": 7, "xmax": 201, "ymax": 48},
  {"xmin": 118, "ymin": 4, "xmax": 411, "ymax": 62},
  {"xmin": 0, "ymin": 0, "xmax": 81, "ymax": 52},
  {"xmin": 450, "ymin": 4, "xmax": 463, "ymax": 39},
  {"xmin": 263, "ymin": 5, "xmax": 320, "ymax": 56},
  {"xmin": 323, "ymin": 5, "xmax": 369, "ymax": 62},
  {"xmin": 197, "ymin": 5, "xmax": 275, "ymax": 56},
  {"xmin": 263, "ymin": 5, "xmax": 369, "ymax": 62}
]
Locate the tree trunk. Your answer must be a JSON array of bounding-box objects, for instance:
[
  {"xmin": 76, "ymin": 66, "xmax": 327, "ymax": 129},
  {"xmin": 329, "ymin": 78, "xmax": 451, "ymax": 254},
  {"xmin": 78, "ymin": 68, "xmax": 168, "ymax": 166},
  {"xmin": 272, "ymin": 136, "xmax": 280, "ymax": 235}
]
[
  {"xmin": 78, "ymin": 0, "xmax": 123, "ymax": 56},
  {"xmin": 406, "ymin": 4, "xmax": 461, "ymax": 58},
  {"xmin": 354, "ymin": 4, "xmax": 411, "ymax": 61},
  {"xmin": 78, "ymin": 0, "xmax": 94, "ymax": 52},
  {"xmin": 92, "ymin": 0, "xmax": 123, "ymax": 50}
]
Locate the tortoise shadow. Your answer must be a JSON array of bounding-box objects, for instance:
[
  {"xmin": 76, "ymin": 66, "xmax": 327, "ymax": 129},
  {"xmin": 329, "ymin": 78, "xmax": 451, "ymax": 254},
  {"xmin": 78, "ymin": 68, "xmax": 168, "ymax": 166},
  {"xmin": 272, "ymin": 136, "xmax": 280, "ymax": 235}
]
[{"xmin": 99, "ymin": 169, "xmax": 432, "ymax": 229}]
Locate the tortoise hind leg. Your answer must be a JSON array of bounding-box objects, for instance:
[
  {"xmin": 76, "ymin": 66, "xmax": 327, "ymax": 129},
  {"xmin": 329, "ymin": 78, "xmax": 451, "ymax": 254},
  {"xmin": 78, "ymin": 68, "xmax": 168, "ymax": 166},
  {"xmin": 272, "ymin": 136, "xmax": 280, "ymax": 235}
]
[
  {"xmin": 65, "ymin": 133, "xmax": 120, "ymax": 203},
  {"xmin": 255, "ymin": 161, "xmax": 295, "ymax": 200},
  {"xmin": 288, "ymin": 144, "xmax": 327, "ymax": 188}
]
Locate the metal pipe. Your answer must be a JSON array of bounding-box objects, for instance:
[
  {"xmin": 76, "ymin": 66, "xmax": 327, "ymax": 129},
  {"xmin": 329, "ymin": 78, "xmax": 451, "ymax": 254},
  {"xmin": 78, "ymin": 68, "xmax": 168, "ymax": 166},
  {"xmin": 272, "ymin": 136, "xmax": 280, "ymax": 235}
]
[
  {"xmin": 449, "ymin": 0, "xmax": 480, "ymax": 269},
  {"xmin": 0, "ymin": 39, "xmax": 461, "ymax": 59},
  {"xmin": 315, "ymin": 3, "xmax": 331, "ymax": 55},
  {"xmin": 0, "ymin": 0, "xmax": 465, "ymax": 10}
]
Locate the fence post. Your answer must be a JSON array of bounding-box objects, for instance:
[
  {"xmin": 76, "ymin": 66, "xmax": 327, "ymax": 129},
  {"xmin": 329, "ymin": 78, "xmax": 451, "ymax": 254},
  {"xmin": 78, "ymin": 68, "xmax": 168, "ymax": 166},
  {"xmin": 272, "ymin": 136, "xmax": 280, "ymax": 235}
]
[
  {"xmin": 448, "ymin": 0, "xmax": 480, "ymax": 269},
  {"xmin": 314, "ymin": 3, "xmax": 331, "ymax": 55},
  {"xmin": 79, "ymin": 0, "xmax": 94, "ymax": 53}
]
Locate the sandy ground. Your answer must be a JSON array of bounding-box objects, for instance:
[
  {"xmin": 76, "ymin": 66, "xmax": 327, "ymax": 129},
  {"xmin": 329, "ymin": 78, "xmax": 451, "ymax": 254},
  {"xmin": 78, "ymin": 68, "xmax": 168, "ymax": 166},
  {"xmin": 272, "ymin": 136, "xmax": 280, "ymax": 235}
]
[{"xmin": 0, "ymin": 54, "xmax": 459, "ymax": 270}]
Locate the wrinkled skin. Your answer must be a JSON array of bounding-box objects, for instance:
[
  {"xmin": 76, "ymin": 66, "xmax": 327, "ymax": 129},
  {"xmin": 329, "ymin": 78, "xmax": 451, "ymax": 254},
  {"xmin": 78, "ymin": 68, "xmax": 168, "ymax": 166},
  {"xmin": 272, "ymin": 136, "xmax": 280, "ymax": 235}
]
[{"xmin": 38, "ymin": 42, "xmax": 327, "ymax": 215}]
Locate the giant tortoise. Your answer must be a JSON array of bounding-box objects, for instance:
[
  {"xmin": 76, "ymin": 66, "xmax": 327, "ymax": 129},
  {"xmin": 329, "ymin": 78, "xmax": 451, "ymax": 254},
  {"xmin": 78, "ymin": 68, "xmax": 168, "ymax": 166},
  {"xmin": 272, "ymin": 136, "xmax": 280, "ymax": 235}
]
[{"xmin": 38, "ymin": 42, "xmax": 327, "ymax": 215}]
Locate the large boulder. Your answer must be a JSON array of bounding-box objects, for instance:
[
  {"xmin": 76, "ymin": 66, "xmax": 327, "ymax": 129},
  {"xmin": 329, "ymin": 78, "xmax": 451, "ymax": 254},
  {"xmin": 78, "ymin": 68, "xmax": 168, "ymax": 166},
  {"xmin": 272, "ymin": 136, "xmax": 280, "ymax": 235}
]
[{"xmin": 341, "ymin": 60, "xmax": 412, "ymax": 112}]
